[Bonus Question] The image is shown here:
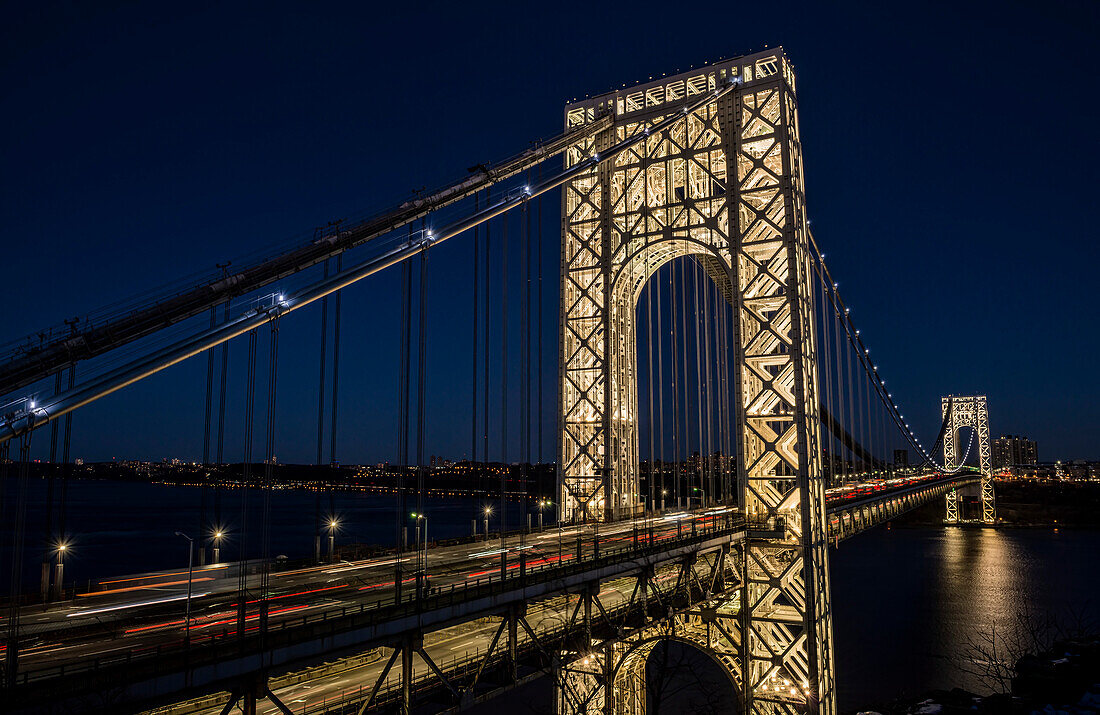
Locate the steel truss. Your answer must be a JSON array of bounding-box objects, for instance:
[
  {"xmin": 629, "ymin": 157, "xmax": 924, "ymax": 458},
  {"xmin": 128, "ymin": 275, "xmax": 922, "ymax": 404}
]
[
  {"xmin": 555, "ymin": 546, "xmax": 743, "ymax": 714},
  {"xmin": 559, "ymin": 48, "xmax": 834, "ymax": 715},
  {"xmin": 341, "ymin": 550, "xmax": 735, "ymax": 714},
  {"xmin": 941, "ymin": 395, "xmax": 994, "ymax": 523}
]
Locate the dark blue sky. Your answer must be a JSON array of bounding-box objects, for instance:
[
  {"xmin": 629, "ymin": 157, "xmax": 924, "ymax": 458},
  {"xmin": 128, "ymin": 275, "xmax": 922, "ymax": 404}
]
[{"xmin": 2, "ymin": 1, "xmax": 1097, "ymax": 463}]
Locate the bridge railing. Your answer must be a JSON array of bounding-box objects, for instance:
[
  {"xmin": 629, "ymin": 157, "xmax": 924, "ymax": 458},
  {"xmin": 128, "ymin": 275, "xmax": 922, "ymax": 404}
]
[{"xmin": 12, "ymin": 512, "xmax": 745, "ymax": 692}]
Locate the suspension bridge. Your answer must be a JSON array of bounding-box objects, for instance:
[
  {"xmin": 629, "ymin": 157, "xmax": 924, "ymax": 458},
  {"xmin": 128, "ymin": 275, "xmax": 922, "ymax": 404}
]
[{"xmin": 1, "ymin": 47, "xmax": 996, "ymax": 715}]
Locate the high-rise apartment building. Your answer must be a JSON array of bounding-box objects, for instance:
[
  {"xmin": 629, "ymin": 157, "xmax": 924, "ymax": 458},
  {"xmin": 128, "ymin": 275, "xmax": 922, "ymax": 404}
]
[{"xmin": 992, "ymin": 435, "xmax": 1037, "ymax": 469}]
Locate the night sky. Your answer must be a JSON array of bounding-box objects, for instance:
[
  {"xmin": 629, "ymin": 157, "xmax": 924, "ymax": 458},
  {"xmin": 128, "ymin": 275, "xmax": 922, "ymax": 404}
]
[{"xmin": 2, "ymin": 1, "xmax": 1097, "ymax": 464}]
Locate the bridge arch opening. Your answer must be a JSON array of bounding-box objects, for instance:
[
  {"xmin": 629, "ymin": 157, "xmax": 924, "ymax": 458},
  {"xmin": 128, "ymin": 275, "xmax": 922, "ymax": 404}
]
[
  {"xmin": 612, "ymin": 634, "xmax": 742, "ymax": 715},
  {"xmin": 623, "ymin": 242, "xmax": 738, "ymax": 513}
]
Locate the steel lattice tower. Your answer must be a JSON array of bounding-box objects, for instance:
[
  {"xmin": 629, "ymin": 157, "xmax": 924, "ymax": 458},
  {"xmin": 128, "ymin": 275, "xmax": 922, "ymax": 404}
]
[
  {"xmin": 942, "ymin": 395, "xmax": 994, "ymax": 523},
  {"xmin": 558, "ymin": 48, "xmax": 835, "ymax": 715}
]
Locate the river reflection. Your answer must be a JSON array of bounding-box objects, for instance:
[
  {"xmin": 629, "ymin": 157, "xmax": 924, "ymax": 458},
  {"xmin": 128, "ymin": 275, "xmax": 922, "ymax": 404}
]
[{"xmin": 831, "ymin": 526, "xmax": 1099, "ymax": 710}]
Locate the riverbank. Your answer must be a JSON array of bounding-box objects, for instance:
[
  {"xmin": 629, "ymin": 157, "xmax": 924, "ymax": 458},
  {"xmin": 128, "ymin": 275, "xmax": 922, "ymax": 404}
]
[{"xmin": 893, "ymin": 480, "xmax": 1100, "ymax": 528}]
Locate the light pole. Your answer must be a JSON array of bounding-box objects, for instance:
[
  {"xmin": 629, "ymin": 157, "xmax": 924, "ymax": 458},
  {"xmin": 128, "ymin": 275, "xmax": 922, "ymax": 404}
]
[
  {"xmin": 537, "ymin": 500, "xmax": 548, "ymax": 531},
  {"xmin": 53, "ymin": 542, "xmax": 68, "ymax": 600},
  {"xmin": 483, "ymin": 506, "xmax": 492, "ymax": 541},
  {"xmin": 212, "ymin": 530, "xmax": 223, "ymax": 563},
  {"xmin": 411, "ymin": 512, "xmax": 427, "ymax": 598},
  {"xmin": 173, "ymin": 531, "xmax": 194, "ymax": 646},
  {"xmin": 693, "ymin": 487, "xmax": 706, "ymax": 509},
  {"xmin": 327, "ymin": 519, "xmax": 338, "ymax": 562}
]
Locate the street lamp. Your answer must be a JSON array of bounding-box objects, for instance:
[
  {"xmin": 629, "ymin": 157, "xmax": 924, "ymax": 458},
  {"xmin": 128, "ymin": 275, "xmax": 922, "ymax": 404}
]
[
  {"xmin": 173, "ymin": 531, "xmax": 195, "ymax": 646},
  {"xmin": 483, "ymin": 506, "xmax": 492, "ymax": 541},
  {"xmin": 212, "ymin": 530, "xmax": 224, "ymax": 563},
  {"xmin": 53, "ymin": 542, "xmax": 68, "ymax": 599},
  {"xmin": 327, "ymin": 519, "xmax": 338, "ymax": 562},
  {"xmin": 411, "ymin": 512, "xmax": 428, "ymax": 597},
  {"xmin": 537, "ymin": 500, "xmax": 550, "ymax": 531}
]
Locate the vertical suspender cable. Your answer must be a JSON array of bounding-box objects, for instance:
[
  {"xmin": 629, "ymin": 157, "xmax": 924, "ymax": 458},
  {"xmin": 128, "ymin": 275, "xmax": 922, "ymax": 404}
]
[
  {"xmin": 641, "ymin": 153, "xmax": 654, "ymax": 514},
  {"xmin": 713, "ymin": 279, "xmax": 727, "ymax": 504},
  {"xmin": 328, "ymin": 254, "xmax": 343, "ymax": 544},
  {"xmin": 854, "ymin": 334, "xmax": 864, "ymax": 476},
  {"xmin": 259, "ymin": 317, "xmax": 279, "ymax": 639},
  {"xmin": 880, "ymin": 386, "xmax": 889, "ymax": 474},
  {"xmin": 483, "ymin": 190, "xmax": 491, "ymax": 479},
  {"xmin": 396, "ymin": 241, "xmax": 412, "ymax": 598},
  {"xmin": 723, "ymin": 285, "xmax": 734, "ymax": 504},
  {"xmin": 670, "ymin": 262, "xmax": 680, "ymax": 508},
  {"xmin": 523, "ymin": 196, "xmax": 531, "ymax": 532},
  {"xmin": 537, "ymin": 174, "xmax": 543, "ymax": 468},
  {"xmin": 499, "ymin": 211, "xmax": 508, "ymax": 571},
  {"xmin": 864, "ymin": 349, "xmax": 873, "ymax": 474},
  {"xmin": 704, "ymin": 266, "xmax": 714, "ymax": 504},
  {"xmin": 817, "ymin": 270, "xmax": 831, "ymax": 485},
  {"xmin": 315, "ymin": 259, "xmax": 330, "ymax": 561},
  {"xmin": 832, "ymin": 289, "xmax": 847, "ymax": 485},
  {"xmin": 42, "ymin": 371, "xmax": 61, "ymax": 597},
  {"xmin": 472, "ymin": 190, "xmax": 480, "ymax": 521},
  {"xmin": 215, "ymin": 294, "xmax": 229, "ymax": 535},
  {"xmin": 692, "ymin": 262, "xmax": 704, "ymax": 506},
  {"xmin": 844, "ymin": 309, "xmax": 856, "ymax": 482},
  {"xmin": 679, "ymin": 258, "xmax": 691, "ymax": 508},
  {"xmin": 656, "ymin": 266, "xmax": 666, "ymax": 511},
  {"xmin": 314, "ymin": 261, "xmax": 329, "ymax": 561},
  {"xmin": 200, "ymin": 305, "xmax": 215, "ymax": 564},
  {"xmin": 237, "ymin": 328, "xmax": 258, "ymax": 638},
  {"xmin": 329, "ymin": 255, "xmax": 342, "ymax": 468},
  {"xmin": 415, "ymin": 241, "xmax": 429, "ymax": 592},
  {"xmin": 57, "ymin": 367, "xmax": 74, "ymax": 590},
  {"xmin": 646, "ymin": 261, "xmax": 655, "ymax": 514}
]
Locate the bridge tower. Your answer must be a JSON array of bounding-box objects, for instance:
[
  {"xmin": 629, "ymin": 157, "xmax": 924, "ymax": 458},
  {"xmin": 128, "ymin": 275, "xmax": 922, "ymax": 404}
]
[
  {"xmin": 558, "ymin": 48, "xmax": 835, "ymax": 714},
  {"xmin": 942, "ymin": 395, "xmax": 994, "ymax": 523}
]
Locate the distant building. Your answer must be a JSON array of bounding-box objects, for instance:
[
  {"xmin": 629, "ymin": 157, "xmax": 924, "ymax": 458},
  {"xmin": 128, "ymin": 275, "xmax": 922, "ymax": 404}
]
[
  {"xmin": 992, "ymin": 435, "xmax": 1037, "ymax": 470},
  {"xmin": 893, "ymin": 449, "xmax": 909, "ymax": 467}
]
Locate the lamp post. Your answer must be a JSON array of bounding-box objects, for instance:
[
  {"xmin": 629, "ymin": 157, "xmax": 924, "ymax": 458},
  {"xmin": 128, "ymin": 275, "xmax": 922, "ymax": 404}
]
[
  {"xmin": 411, "ymin": 512, "xmax": 427, "ymax": 598},
  {"xmin": 483, "ymin": 506, "xmax": 492, "ymax": 541},
  {"xmin": 53, "ymin": 542, "xmax": 68, "ymax": 600},
  {"xmin": 327, "ymin": 519, "xmax": 338, "ymax": 562},
  {"xmin": 173, "ymin": 531, "xmax": 194, "ymax": 646},
  {"xmin": 212, "ymin": 530, "xmax": 223, "ymax": 563},
  {"xmin": 537, "ymin": 500, "xmax": 548, "ymax": 531}
]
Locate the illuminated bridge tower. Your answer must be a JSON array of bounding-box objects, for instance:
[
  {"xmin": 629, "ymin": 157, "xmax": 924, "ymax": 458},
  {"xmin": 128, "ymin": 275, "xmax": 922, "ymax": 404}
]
[
  {"xmin": 942, "ymin": 394, "xmax": 995, "ymax": 523},
  {"xmin": 558, "ymin": 47, "xmax": 835, "ymax": 715}
]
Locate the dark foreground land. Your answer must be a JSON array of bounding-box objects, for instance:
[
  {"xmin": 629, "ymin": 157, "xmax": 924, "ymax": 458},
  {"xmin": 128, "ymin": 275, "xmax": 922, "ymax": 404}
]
[{"xmin": 869, "ymin": 637, "xmax": 1100, "ymax": 715}]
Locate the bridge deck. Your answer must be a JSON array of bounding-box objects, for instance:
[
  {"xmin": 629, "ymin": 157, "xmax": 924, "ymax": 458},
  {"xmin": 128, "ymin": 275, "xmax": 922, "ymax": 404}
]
[{"xmin": 6, "ymin": 474, "xmax": 974, "ymax": 713}]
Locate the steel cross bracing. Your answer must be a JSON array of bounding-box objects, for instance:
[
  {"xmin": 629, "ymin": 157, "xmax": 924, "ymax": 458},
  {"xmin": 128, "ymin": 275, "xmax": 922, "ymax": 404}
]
[
  {"xmin": 559, "ymin": 48, "xmax": 834, "ymax": 715},
  {"xmin": 941, "ymin": 395, "xmax": 994, "ymax": 523}
]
